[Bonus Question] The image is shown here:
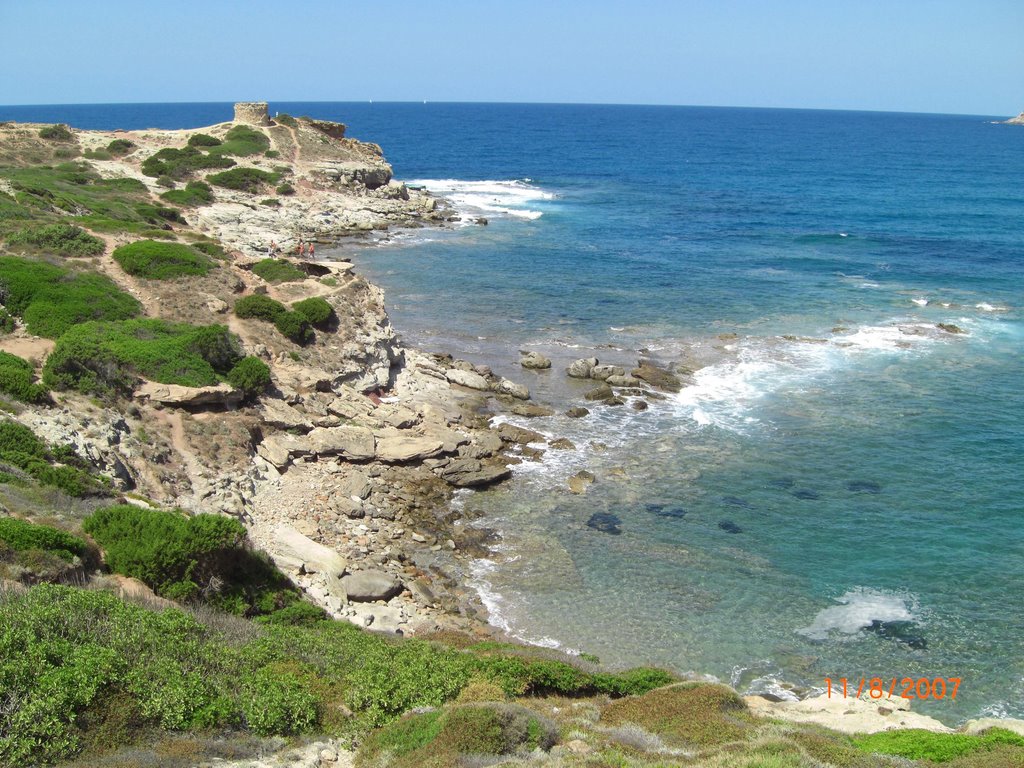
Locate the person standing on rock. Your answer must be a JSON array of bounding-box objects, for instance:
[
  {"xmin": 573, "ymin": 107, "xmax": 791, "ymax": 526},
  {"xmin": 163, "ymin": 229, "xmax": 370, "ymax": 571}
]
[
  {"xmin": 269, "ymin": 240, "xmax": 278, "ymax": 258},
  {"xmin": 296, "ymin": 239, "xmax": 303, "ymax": 255},
  {"xmin": 307, "ymin": 242, "xmax": 314, "ymax": 257}
]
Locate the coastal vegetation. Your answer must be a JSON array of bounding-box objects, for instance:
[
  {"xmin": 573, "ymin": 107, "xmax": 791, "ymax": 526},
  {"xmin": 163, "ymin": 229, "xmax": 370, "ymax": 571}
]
[
  {"xmin": 207, "ymin": 166, "xmax": 280, "ymax": 193},
  {"xmin": 0, "ymin": 420, "xmax": 109, "ymax": 497},
  {"xmin": 0, "ymin": 255, "xmax": 142, "ymax": 338},
  {"xmin": 234, "ymin": 294, "xmax": 313, "ymax": 344},
  {"xmin": 42, "ymin": 319, "xmax": 244, "ymax": 395},
  {"xmin": 0, "ymin": 351, "xmax": 49, "ymax": 404},
  {"xmin": 111, "ymin": 239, "xmax": 214, "ymax": 279},
  {"xmin": 159, "ymin": 179, "xmax": 213, "ymax": 206},
  {"xmin": 251, "ymin": 256, "xmax": 306, "ymax": 283},
  {"xmin": 5, "ymin": 221, "xmax": 105, "ymax": 256}
]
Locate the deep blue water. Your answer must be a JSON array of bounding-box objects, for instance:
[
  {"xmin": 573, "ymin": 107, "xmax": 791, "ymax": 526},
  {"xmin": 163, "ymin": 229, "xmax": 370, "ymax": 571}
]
[{"xmin": 6, "ymin": 101, "xmax": 1022, "ymax": 723}]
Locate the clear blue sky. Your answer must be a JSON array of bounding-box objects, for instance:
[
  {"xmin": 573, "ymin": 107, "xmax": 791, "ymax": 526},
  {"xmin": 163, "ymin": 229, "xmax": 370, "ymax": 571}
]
[{"xmin": 2, "ymin": 0, "xmax": 1021, "ymax": 115}]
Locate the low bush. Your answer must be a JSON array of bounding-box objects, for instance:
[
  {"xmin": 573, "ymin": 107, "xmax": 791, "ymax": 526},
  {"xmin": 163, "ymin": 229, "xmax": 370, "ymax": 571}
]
[
  {"xmin": 42, "ymin": 319, "xmax": 243, "ymax": 395},
  {"xmin": 155, "ymin": 174, "xmax": 175, "ymax": 188},
  {"xmin": 5, "ymin": 222, "xmax": 105, "ymax": 256},
  {"xmin": 0, "ymin": 351, "xmax": 50, "ymax": 404},
  {"xmin": 260, "ymin": 198, "xmax": 279, "ymax": 207},
  {"xmin": 226, "ymin": 356, "xmax": 271, "ymax": 397},
  {"xmin": 0, "ymin": 308, "xmax": 14, "ymax": 334},
  {"xmin": 292, "ymin": 296, "xmax": 335, "ymax": 328},
  {"xmin": 187, "ymin": 133, "xmax": 222, "ymax": 148},
  {"xmin": 190, "ymin": 239, "xmax": 226, "ymax": 259},
  {"xmin": 273, "ymin": 311, "xmax": 313, "ymax": 344},
  {"xmin": 39, "ymin": 124, "xmax": 74, "ymax": 141},
  {"xmin": 854, "ymin": 727, "xmax": 1024, "ymax": 763},
  {"xmin": 274, "ymin": 113, "xmax": 298, "ymax": 127},
  {"xmin": 106, "ymin": 138, "xmax": 135, "ymax": 155},
  {"xmin": 160, "ymin": 180, "xmax": 213, "ymax": 206},
  {"xmin": 112, "ymin": 240, "xmax": 213, "ymax": 279},
  {"xmin": 251, "ymin": 258, "xmax": 305, "ymax": 283},
  {"xmin": 0, "ymin": 517, "xmax": 88, "ymax": 561},
  {"xmin": 600, "ymin": 682, "xmax": 753, "ymax": 748},
  {"xmin": 234, "ymin": 294, "xmax": 285, "ymax": 322},
  {"xmin": 141, "ymin": 146, "xmax": 235, "ymax": 180},
  {"xmin": 241, "ymin": 666, "xmax": 318, "ymax": 736},
  {"xmin": 0, "ymin": 256, "xmax": 142, "ymax": 339},
  {"xmin": 275, "ymin": 182, "xmax": 295, "ymax": 195},
  {"xmin": 0, "ymin": 419, "xmax": 106, "ymax": 497},
  {"xmin": 134, "ymin": 203, "xmax": 185, "ymax": 225},
  {"xmin": 82, "ymin": 148, "xmax": 112, "ymax": 160},
  {"xmin": 207, "ymin": 167, "xmax": 279, "ymax": 194},
  {"xmin": 209, "ymin": 125, "xmax": 270, "ymax": 157}
]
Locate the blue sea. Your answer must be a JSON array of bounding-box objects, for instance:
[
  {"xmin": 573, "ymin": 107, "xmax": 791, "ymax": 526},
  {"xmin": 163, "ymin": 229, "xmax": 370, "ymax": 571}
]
[{"xmin": 5, "ymin": 101, "xmax": 1022, "ymax": 725}]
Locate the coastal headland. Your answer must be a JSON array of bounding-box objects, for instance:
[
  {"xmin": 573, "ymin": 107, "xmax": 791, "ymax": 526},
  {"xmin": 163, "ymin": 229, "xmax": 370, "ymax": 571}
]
[{"xmin": 1, "ymin": 103, "xmax": 1022, "ymax": 767}]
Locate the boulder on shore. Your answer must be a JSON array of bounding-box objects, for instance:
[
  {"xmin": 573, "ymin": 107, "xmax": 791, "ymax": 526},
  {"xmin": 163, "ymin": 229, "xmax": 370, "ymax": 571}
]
[
  {"xmin": 567, "ymin": 357, "xmax": 599, "ymax": 378},
  {"xmin": 520, "ymin": 351, "xmax": 552, "ymax": 370},
  {"xmin": 446, "ymin": 368, "xmax": 490, "ymax": 391},
  {"xmin": 631, "ymin": 362, "xmax": 684, "ymax": 393},
  {"xmin": 342, "ymin": 569, "xmax": 403, "ymax": 602},
  {"xmin": 494, "ymin": 377, "xmax": 530, "ymax": 400}
]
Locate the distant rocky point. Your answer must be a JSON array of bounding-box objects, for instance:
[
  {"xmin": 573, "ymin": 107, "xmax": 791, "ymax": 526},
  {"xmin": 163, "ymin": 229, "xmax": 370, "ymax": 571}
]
[{"xmin": 1003, "ymin": 111, "xmax": 1024, "ymax": 125}]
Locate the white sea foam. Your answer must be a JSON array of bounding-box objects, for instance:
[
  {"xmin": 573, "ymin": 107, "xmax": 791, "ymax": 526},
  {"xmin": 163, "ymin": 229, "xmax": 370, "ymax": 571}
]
[
  {"xmin": 975, "ymin": 302, "xmax": 1008, "ymax": 312},
  {"xmin": 798, "ymin": 588, "xmax": 919, "ymax": 641},
  {"xmin": 912, "ymin": 297, "xmax": 929, "ymax": 306},
  {"xmin": 407, "ymin": 178, "xmax": 554, "ymax": 221},
  {"xmin": 673, "ymin": 320, "xmax": 953, "ymax": 433}
]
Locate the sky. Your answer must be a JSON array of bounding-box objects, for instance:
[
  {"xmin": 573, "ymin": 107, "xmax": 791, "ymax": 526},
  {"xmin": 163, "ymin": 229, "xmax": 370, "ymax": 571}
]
[{"xmin": 1, "ymin": 0, "xmax": 1021, "ymax": 116}]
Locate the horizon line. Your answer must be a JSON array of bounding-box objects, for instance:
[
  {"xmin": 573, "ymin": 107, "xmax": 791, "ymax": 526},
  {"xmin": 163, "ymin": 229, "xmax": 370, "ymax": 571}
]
[{"xmin": 0, "ymin": 99, "xmax": 1013, "ymax": 121}]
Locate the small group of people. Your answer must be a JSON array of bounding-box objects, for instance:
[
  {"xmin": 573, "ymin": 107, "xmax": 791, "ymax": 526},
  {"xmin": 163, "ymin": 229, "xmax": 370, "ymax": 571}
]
[{"xmin": 266, "ymin": 239, "xmax": 314, "ymax": 258}]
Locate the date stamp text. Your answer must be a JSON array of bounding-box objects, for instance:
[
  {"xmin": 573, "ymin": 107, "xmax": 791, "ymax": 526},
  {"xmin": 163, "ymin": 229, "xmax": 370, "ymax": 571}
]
[{"xmin": 825, "ymin": 677, "xmax": 961, "ymax": 700}]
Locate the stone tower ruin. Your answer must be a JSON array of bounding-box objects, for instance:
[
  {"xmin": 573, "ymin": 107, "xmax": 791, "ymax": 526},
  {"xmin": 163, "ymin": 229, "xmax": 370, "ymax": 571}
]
[{"xmin": 233, "ymin": 102, "xmax": 271, "ymax": 125}]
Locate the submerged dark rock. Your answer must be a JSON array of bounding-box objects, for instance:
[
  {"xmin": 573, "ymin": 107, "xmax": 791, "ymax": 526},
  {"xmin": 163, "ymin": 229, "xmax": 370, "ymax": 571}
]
[
  {"xmin": 646, "ymin": 502, "xmax": 687, "ymax": 519},
  {"xmin": 586, "ymin": 512, "xmax": 622, "ymax": 535},
  {"xmin": 865, "ymin": 619, "xmax": 927, "ymax": 650},
  {"xmin": 768, "ymin": 477, "xmax": 795, "ymax": 489},
  {"xmin": 718, "ymin": 519, "xmax": 743, "ymax": 534},
  {"xmin": 792, "ymin": 488, "xmax": 820, "ymax": 500},
  {"xmin": 848, "ymin": 480, "xmax": 882, "ymax": 494},
  {"xmin": 722, "ymin": 496, "xmax": 752, "ymax": 508}
]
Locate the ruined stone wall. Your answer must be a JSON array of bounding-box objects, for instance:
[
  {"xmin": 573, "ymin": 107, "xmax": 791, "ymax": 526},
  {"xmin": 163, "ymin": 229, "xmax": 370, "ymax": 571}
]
[{"xmin": 234, "ymin": 102, "xmax": 271, "ymax": 125}]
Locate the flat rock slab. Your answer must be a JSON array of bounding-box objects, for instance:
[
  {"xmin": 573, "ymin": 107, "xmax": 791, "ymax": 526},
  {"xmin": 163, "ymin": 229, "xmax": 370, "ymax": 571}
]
[
  {"xmin": 271, "ymin": 524, "xmax": 347, "ymax": 578},
  {"xmin": 440, "ymin": 458, "xmax": 512, "ymax": 487},
  {"xmin": 135, "ymin": 381, "xmax": 243, "ymax": 407},
  {"xmin": 260, "ymin": 399, "xmax": 313, "ymax": 431},
  {"xmin": 342, "ymin": 569, "xmax": 403, "ymax": 602},
  {"xmin": 306, "ymin": 425, "xmax": 375, "ymax": 460},
  {"xmin": 446, "ymin": 368, "xmax": 490, "ymax": 391},
  {"xmin": 374, "ymin": 429, "xmax": 445, "ymax": 462}
]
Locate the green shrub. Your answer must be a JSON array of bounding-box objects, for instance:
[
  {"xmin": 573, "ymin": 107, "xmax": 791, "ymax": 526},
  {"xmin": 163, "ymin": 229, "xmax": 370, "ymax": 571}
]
[
  {"xmin": 241, "ymin": 667, "xmax": 317, "ymax": 736},
  {"xmin": 112, "ymin": 240, "xmax": 213, "ymax": 279},
  {"xmin": 0, "ymin": 420, "xmax": 106, "ymax": 497},
  {"xmin": 275, "ymin": 182, "xmax": 295, "ymax": 195},
  {"xmin": 210, "ymin": 125, "xmax": 270, "ymax": 157},
  {"xmin": 133, "ymin": 203, "xmax": 185, "ymax": 225},
  {"xmin": 39, "ymin": 124, "xmax": 74, "ymax": 141},
  {"xmin": 106, "ymin": 138, "xmax": 135, "ymax": 155},
  {"xmin": 260, "ymin": 198, "xmax": 280, "ymax": 207},
  {"xmin": 141, "ymin": 146, "xmax": 235, "ymax": 180},
  {"xmin": 227, "ymin": 356, "xmax": 271, "ymax": 397},
  {"xmin": 251, "ymin": 258, "xmax": 305, "ymax": 283},
  {"xmin": 6, "ymin": 222, "xmax": 105, "ymax": 257},
  {"xmin": 256, "ymin": 600, "xmax": 326, "ymax": 627},
  {"xmin": 264, "ymin": 150, "xmax": 280, "ymax": 159},
  {"xmin": 0, "ymin": 517, "xmax": 88, "ymax": 561},
  {"xmin": 189, "ymin": 238, "xmax": 226, "ymax": 259},
  {"xmin": 274, "ymin": 113, "xmax": 298, "ymax": 127},
  {"xmin": 42, "ymin": 319, "xmax": 243, "ymax": 395},
  {"xmin": 207, "ymin": 167, "xmax": 279, "ymax": 193},
  {"xmin": 155, "ymin": 174, "xmax": 175, "ymax": 188},
  {"xmin": 187, "ymin": 133, "xmax": 222, "ymax": 148},
  {"xmin": 0, "ymin": 351, "xmax": 49, "ymax": 404},
  {"xmin": 83, "ymin": 148, "xmax": 112, "ymax": 160},
  {"xmin": 160, "ymin": 180, "xmax": 213, "ymax": 206},
  {"xmin": 273, "ymin": 311, "xmax": 313, "ymax": 344},
  {"xmin": 234, "ymin": 294, "xmax": 285, "ymax": 321},
  {"xmin": 0, "ymin": 308, "xmax": 14, "ymax": 334},
  {"xmin": 292, "ymin": 296, "xmax": 335, "ymax": 328},
  {"xmin": 854, "ymin": 728, "xmax": 1024, "ymax": 763},
  {"xmin": 0, "ymin": 256, "xmax": 142, "ymax": 339}
]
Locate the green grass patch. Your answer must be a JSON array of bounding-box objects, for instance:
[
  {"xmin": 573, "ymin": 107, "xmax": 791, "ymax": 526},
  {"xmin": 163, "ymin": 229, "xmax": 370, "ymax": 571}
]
[
  {"xmin": 0, "ymin": 419, "xmax": 108, "ymax": 497},
  {"xmin": 0, "ymin": 517, "xmax": 88, "ymax": 562},
  {"xmin": 0, "ymin": 308, "xmax": 14, "ymax": 334},
  {"xmin": 251, "ymin": 258, "xmax": 305, "ymax": 283},
  {"xmin": 159, "ymin": 180, "xmax": 213, "ymax": 207},
  {"xmin": 5, "ymin": 222, "xmax": 104, "ymax": 256},
  {"xmin": 207, "ymin": 167, "xmax": 280, "ymax": 194},
  {"xmin": 43, "ymin": 319, "xmax": 243, "ymax": 395},
  {"xmin": 854, "ymin": 728, "xmax": 1024, "ymax": 763},
  {"xmin": 0, "ymin": 351, "xmax": 49, "ymax": 404},
  {"xmin": 82, "ymin": 148, "xmax": 112, "ymax": 160},
  {"xmin": 0, "ymin": 255, "xmax": 142, "ymax": 339},
  {"xmin": 112, "ymin": 240, "xmax": 213, "ymax": 279}
]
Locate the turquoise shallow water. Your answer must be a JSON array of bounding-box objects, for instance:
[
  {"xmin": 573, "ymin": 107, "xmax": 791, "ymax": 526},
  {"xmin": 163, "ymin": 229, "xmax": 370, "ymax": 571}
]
[{"xmin": 8, "ymin": 102, "xmax": 1021, "ymax": 723}]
